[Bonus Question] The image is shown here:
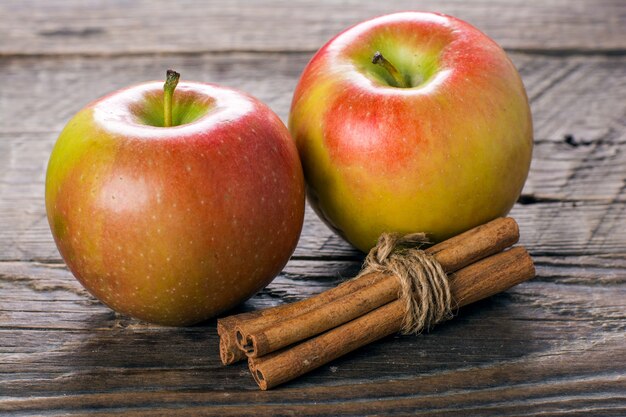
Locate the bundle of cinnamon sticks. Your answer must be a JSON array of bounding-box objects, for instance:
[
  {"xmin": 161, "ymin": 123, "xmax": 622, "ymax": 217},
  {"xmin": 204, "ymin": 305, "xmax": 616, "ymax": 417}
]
[{"xmin": 218, "ymin": 217, "xmax": 535, "ymax": 390}]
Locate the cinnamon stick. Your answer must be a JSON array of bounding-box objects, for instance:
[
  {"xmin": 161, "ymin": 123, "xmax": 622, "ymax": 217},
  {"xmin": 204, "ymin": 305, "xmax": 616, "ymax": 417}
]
[
  {"xmin": 217, "ymin": 311, "xmax": 263, "ymax": 364},
  {"xmin": 217, "ymin": 267, "xmax": 385, "ymax": 364},
  {"xmin": 237, "ymin": 217, "xmax": 519, "ymax": 358},
  {"xmin": 249, "ymin": 247, "xmax": 535, "ymax": 390}
]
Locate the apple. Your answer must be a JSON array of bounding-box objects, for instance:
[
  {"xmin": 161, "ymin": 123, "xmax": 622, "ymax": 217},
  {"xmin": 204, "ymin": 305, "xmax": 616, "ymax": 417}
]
[
  {"xmin": 46, "ymin": 71, "xmax": 305, "ymax": 325},
  {"xmin": 289, "ymin": 12, "xmax": 533, "ymax": 252}
]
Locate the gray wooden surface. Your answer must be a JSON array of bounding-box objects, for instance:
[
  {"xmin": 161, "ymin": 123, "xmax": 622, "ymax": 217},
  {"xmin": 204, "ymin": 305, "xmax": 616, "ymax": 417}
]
[{"xmin": 1, "ymin": 1, "xmax": 625, "ymax": 415}]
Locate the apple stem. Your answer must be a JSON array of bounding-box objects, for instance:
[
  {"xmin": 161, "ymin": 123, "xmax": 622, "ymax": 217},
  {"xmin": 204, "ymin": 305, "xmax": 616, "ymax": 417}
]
[
  {"xmin": 163, "ymin": 69, "xmax": 180, "ymax": 127},
  {"xmin": 372, "ymin": 52, "xmax": 408, "ymax": 88}
]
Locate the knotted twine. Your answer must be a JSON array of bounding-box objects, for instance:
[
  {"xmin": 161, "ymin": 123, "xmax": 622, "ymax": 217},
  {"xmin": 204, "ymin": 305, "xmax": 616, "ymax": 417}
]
[{"xmin": 357, "ymin": 232, "xmax": 453, "ymax": 334}]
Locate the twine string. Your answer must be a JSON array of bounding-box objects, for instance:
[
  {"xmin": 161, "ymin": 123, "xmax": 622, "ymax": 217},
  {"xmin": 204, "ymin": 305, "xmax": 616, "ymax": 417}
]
[{"xmin": 358, "ymin": 232, "xmax": 453, "ymax": 334}]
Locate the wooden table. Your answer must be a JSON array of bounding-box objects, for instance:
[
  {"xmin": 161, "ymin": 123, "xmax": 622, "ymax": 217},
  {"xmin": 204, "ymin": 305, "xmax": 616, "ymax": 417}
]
[{"xmin": 1, "ymin": 1, "xmax": 624, "ymax": 415}]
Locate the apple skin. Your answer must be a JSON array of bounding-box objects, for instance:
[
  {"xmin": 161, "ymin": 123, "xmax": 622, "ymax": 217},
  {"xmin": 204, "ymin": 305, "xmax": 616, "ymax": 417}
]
[
  {"xmin": 46, "ymin": 82, "xmax": 305, "ymax": 325},
  {"xmin": 289, "ymin": 12, "xmax": 533, "ymax": 252}
]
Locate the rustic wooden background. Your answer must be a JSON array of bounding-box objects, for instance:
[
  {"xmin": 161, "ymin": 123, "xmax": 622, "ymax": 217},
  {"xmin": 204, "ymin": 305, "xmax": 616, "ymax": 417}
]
[{"xmin": 1, "ymin": 0, "xmax": 625, "ymax": 415}]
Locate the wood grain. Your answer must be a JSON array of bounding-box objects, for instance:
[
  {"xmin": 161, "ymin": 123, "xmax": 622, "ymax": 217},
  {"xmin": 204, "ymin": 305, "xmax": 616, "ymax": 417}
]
[
  {"xmin": 1, "ymin": 192, "xmax": 624, "ymax": 262},
  {"xmin": 0, "ymin": 0, "xmax": 624, "ymax": 414},
  {"xmin": 2, "ymin": 53, "xmax": 625, "ymax": 139},
  {"xmin": 1, "ymin": 260, "xmax": 624, "ymax": 414},
  {"xmin": 1, "ymin": 0, "xmax": 624, "ymax": 56}
]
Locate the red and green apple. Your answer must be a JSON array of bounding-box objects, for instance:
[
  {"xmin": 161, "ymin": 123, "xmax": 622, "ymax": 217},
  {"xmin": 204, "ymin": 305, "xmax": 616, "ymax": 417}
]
[
  {"xmin": 46, "ymin": 71, "xmax": 305, "ymax": 325},
  {"xmin": 289, "ymin": 12, "xmax": 533, "ymax": 251}
]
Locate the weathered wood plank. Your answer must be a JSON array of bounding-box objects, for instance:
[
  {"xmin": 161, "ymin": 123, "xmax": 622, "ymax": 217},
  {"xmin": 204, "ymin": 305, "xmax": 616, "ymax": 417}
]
[
  {"xmin": 1, "ymin": 193, "xmax": 625, "ymax": 262},
  {"xmin": 524, "ymin": 141, "xmax": 626, "ymax": 203},
  {"xmin": 0, "ymin": 261, "xmax": 624, "ymax": 414},
  {"xmin": 3, "ymin": 368, "xmax": 624, "ymax": 417},
  {"xmin": 2, "ymin": 363, "xmax": 625, "ymax": 417},
  {"xmin": 0, "ymin": 54, "xmax": 624, "ymax": 261},
  {"xmin": 1, "ymin": 52, "xmax": 625, "ymax": 140},
  {"xmin": 525, "ymin": 57, "xmax": 626, "ymax": 148},
  {"xmin": 533, "ymin": 254, "xmax": 626, "ymax": 285},
  {"xmin": 1, "ymin": 0, "xmax": 624, "ymax": 56},
  {"xmin": 1, "ymin": 251, "xmax": 625, "ymax": 330},
  {"xmin": 1, "ymin": 255, "xmax": 624, "ymax": 331},
  {"xmin": 0, "ymin": 53, "xmax": 305, "ymax": 134}
]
